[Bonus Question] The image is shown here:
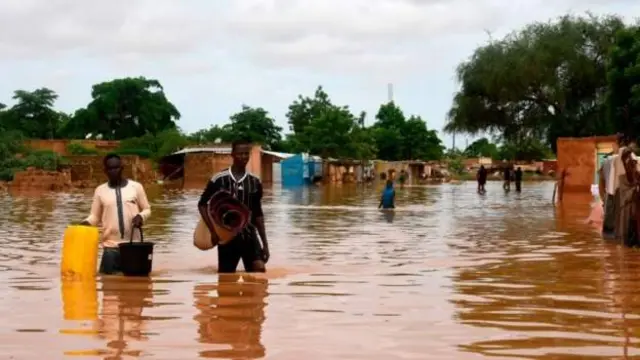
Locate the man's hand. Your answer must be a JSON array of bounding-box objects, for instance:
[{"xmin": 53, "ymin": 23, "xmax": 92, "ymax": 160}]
[
  {"xmin": 132, "ymin": 214, "xmax": 143, "ymax": 228},
  {"xmin": 262, "ymin": 246, "xmax": 270, "ymax": 263}
]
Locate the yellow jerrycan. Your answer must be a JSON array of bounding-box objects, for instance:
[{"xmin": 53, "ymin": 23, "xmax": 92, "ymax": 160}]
[
  {"xmin": 60, "ymin": 277, "xmax": 98, "ymax": 321},
  {"xmin": 61, "ymin": 225, "xmax": 100, "ymax": 280}
]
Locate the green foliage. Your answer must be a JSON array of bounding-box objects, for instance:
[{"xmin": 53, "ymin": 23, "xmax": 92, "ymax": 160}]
[
  {"xmin": 224, "ymin": 105, "xmax": 282, "ymax": 149},
  {"xmin": 446, "ymin": 14, "xmax": 625, "ymax": 153},
  {"xmin": 606, "ymin": 25, "xmax": 640, "ymax": 140},
  {"xmin": 372, "ymin": 102, "xmax": 444, "ymax": 161},
  {"xmin": 117, "ymin": 128, "xmax": 188, "ymax": 160},
  {"xmin": 66, "ymin": 142, "xmax": 99, "ymax": 155},
  {"xmin": 60, "ymin": 77, "xmax": 180, "ymax": 140},
  {"xmin": 22, "ymin": 150, "xmax": 68, "ymax": 170},
  {"xmin": 463, "ymin": 138, "xmax": 499, "ymax": 158},
  {"xmin": 114, "ymin": 148, "xmax": 153, "ymax": 158},
  {"xmin": 187, "ymin": 125, "xmax": 229, "ymax": 145},
  {"xmin": 447, "ymin": 156, "xmax": 465, "ymax": 175},
  {"xmin": 0, "ymin": 131, "xmax": 68, "ymax": 180},
  {"xmin": 284, "ymin": 86, "xmax": 377, "ymax": 159}
]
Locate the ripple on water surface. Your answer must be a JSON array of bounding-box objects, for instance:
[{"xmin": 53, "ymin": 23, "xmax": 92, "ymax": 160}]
[{"xmin": 1, "ymin": 182, "xmax": 640, "ymax": 359}]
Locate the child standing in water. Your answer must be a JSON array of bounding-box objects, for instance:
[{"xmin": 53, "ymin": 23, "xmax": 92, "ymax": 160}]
[{"xmin": 379, "ymin": 180, "xmax": 396, "ymax": 209}]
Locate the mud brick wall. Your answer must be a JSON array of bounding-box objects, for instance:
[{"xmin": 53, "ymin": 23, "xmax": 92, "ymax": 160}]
[
  {"xmin": 184, "ymin": 153, "xmax": 233, "ymax": 188},
  {"xmin": 556, "ymin": 136, "xmax": 617, "ymax": 193},
  {"xmin": 25, "ymin": 140, "xmax": 120, "ymax": 155},
  {"xmin": 66, "ymin": 155, "xmax": 155, "ymax": 186},
  {"xmin": 11, "ymin": 168, "xmax": 72, "ymax": 190},
  {"xmin": 183, "ymin": 145, "xmax": 263, "ymax": 188},
  {"xmin": 261, "ymin": 153, "xmax": 280, "ymax": 184}
]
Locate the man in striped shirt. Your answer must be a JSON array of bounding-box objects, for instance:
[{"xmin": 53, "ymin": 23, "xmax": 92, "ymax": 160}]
[{"xmin": 198, "ymin": 140, "xmax": 270, "ymax": 273}]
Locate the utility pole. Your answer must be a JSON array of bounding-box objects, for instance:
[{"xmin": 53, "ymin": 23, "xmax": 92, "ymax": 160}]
[{"xmin": 387, "ymin": 83, "xmax": 394, "ymax": 103}]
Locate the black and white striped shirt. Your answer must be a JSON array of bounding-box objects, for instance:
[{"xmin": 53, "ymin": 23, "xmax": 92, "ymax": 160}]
[{"xmin": 198, "ymin": 168, "xmax": 264, "ymax": 222}]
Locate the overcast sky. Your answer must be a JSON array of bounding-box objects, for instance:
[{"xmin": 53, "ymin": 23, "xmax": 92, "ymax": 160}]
[{"xmin": 1, "ymin": 0, "xmax": 639, "ymax": 148}]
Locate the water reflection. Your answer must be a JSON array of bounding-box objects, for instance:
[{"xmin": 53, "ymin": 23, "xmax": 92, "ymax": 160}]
[
  {"xmin": 6, "ymin": 181, "xmax": 640, "ymax": 358},
  {"xmin": 193, "ymin": 274, "xmax": 268, "ymax": 359},
  {"xmin": 97, "ymin": 277, "xmax": 154, "ymax": 359},
  {"xmin": 380, "ymin": 209, "xmax": 395, "ymax": 223}
]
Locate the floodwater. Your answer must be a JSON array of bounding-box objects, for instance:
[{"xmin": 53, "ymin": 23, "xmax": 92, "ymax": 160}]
[{"xmin": 1, "ymin": 181, "xmax": 639, "ymax": 359}]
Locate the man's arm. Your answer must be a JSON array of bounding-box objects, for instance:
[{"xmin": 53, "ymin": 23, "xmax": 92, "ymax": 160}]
[
  {"xmin": 135, "ymin": 183, "xmax": 152, "ymax": 223},
  {"xmin": 198, "ymin": 179, "xmax": 219, "ymax": 233},
  {"xmin": 82, "ymin": 188, "xmax": 102, "ymax": 226},
  {"xmin": 251, "ymin": 180, "xmax": 268, "ymax": 250}
]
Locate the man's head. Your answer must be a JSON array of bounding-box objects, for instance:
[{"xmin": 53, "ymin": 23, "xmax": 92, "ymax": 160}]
[
  {"xmin": 103, "ymin": 153, "xmax": 123, "ymax": 183},
  {"xmin": 231, "ymin": 140, "xmax": 252, "ymax": 169}
]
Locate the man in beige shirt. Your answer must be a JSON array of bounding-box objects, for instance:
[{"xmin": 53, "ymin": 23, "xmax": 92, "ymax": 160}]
[{"xmin": 81, "ymin": 154, "xmax": 151, "ymax": 274}]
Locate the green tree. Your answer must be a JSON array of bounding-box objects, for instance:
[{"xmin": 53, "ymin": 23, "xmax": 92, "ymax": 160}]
[
  {"xmin": 286, "ymin": 86, "xmax": 332, "ymax": 135},
  {"xmin": 225, "ymin": 105, "xmax": 282, "ymax": 149},
  {"xmin": 445, "ymin": 14, "xmax": 624, "ymax": 153},
  {"xmin": 285, "ymin": 86, "xmax": 375, "ymax": 158},
  {"xmin": 497, "ymin": 138, "xmax": 553, "ymax": 161},
  {"xmin": 372, "ymin": 102, "xmax": 444, "ymax": 160},
  {"xmin": 606, "ymin": 25, "xmax": 640, "ymax": 139},
  {"xmin": 4, "ymin": 88, "xmax": 61, "ymax": 139},
  {"xmin": 402, "ymin": 115, "xmax": 445, "ymax": 160},
  {"xmin": 188, "ymin": 125, "xmax": 230, "ymax": 145},
  {"xmin": 463, "ymin": 137, "xmax": 499, "ymax": 158},
  {"xmin": 372, "ymin": 102, "xmax": 405, "ymax": 160},
  {"xmin": 118, "ymin": 128, "xmax": 189, "ymax": 160},
  {"xmin": 68, "ymin": 77, "xmax": 180, "ymax": 140},
  {"xmin": 303, "ymin": 106, "xmax": 359, "ymax": 158}
]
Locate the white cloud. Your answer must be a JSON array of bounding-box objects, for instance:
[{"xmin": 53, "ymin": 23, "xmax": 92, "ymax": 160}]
[{"xmin": 1, "ymin": 0, "xmax": 640, "ymax": 138}]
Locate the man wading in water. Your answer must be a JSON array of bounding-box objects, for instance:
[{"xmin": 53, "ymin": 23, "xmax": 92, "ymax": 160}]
[
  {"xmin": 80, "ymin": 154, "xmax": 152, "ymax": 274},
  {"xmin": 198, "ymin": 140, "xmax": 270, "ymax": 273},
  {"xmin": 476, "ymin": 165, "xmax": 487, "ymax": 194}
]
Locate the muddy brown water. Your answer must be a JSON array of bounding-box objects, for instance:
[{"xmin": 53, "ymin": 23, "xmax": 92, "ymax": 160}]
[{"xmin": 1, "ymin": 181, "xmax": 639, "ymax": 359}]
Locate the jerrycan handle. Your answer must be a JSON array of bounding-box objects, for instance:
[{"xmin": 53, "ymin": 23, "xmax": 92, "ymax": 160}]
[{"xmin": 130, "ymin": 226, "xmax": 144, "ymax": 244}]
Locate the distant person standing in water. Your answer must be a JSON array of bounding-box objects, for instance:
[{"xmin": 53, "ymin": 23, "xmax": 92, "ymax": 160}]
[
  {"xmin": 477, "ymin": 165, "xmax": 487, "ymax": 194},
  {"xmin": 379, "ymin": 180, "xmax": 396, "ymax": 209},
  {"xmin": 80, "ymin": 154, "xmax": 152, "ymax": 275},
  {"xmin": 515, "ymin": 167, "xmax": 523, "ymax": 192},
  {"xmin": 503, "ymin": 165, "xmax": 511, "ymax": 192},
  {"xmin": 198, "ymin": 140, "xmax": 270, "ymax": 273},
  {"xmin": 398, "ymin": 169, "xmax": 407, "ymax": 188}
]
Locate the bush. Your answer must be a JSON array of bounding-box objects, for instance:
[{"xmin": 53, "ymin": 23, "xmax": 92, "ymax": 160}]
[
  {"xmin": 114, "ymin": 148, "xmax": 152, "ymax": 158},
  {"xmin": 0, "ymin": 149, "xmax": 68, "ymax": 181},
  {"xmin": 67, "ymin": 142, "xmax": 99, "ymax": 155},
  {"xmin": 22, "ymin": 150, "xmax": 68, "ymax": 171},
  {"xmin": 447, "ymin": 156, "xmax": 465, "ymax": 175}
]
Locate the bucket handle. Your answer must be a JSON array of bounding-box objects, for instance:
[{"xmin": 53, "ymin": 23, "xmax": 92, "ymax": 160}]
[{"xmin": 130, "ymin": 226, "xmax": 144, "ymax": 244}]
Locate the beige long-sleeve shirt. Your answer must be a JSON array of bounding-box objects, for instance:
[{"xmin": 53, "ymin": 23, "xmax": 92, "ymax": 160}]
[{"xmin": 85, "ymin": 180, "xmax": 151, "ymax": 248}]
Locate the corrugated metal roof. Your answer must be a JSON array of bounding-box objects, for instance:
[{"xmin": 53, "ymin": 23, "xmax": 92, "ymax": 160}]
[
  {"xmin": 172, "ymin": 147, "xmax": 231, "ymax": 155},
  {"xmin": 261, "ymin": 149, "xmax": 294, "ymax": 159}
]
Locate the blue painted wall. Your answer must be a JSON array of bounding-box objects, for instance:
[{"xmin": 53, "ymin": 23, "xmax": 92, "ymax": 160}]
[{"xmin": 281, "ymin": 154, "xmax": 305, "ymax": 186}]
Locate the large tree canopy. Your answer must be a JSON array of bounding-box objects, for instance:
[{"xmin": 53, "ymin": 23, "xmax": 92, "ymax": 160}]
[
  {"xmin": 224, "ymin": 105, "xmax": 282, "ymax": 149},
  {"xmin": 372, "ymin": 102, "xmax": 444, "ymax": 161},
  {"xmin": 60, "ymin": 77, "xmax": 180, "ymax": 140},
  {"xmin": 445, "ymin": 14, "xmax": 625, "ymax": 154},
  {"xmin": 606, "ymin": 25, "xmax": 640, "ymax": 139}
]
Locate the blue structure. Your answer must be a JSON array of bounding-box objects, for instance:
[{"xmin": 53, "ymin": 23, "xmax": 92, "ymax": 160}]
[
  {"xmin": 281, "ymin": 154, "xmax": 324, "ymax": 186},
  {"xmin": 281, "ymin": 154, "xmax": 305, "ymax": 186}
]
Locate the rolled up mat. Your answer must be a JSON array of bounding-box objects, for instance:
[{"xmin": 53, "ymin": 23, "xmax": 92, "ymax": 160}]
[{"xmin": 193, "ymin": 190, "xmax": 251, "ymax": 250}]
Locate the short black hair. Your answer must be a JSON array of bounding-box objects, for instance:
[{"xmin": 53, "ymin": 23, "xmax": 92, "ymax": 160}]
[
  {"xmin": 231, "ymin": 139, "xmax": 252, "ymax": 152},
  {"xmin": 103, "ymin": 153, "xmax": 121, "ymax": 166}
]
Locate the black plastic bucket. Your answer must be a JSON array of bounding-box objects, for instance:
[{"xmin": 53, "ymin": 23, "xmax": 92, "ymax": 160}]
[{"xmin": 118, "ymin": 227, "xmax": 154, "ymax": 277}]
